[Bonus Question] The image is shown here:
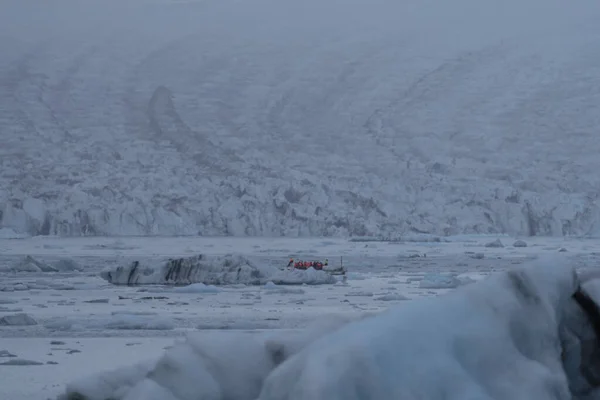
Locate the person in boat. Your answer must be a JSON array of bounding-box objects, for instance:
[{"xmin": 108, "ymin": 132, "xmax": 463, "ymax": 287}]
[{"xmin": 290, "ymin": 259, "xmax": 329, "ymax": 270}]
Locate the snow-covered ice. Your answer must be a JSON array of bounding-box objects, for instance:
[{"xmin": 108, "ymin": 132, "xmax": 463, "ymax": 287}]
[
  {"xmin": 2, "ymin": 0, "xmax": 600, "ymax": 237},
  {"xmin": 58, "ymin": 315, "xmax": 360, "ymax": 400},
  {"xmin": 257, "ymin": 258, "xmax": 598, "ymax": 400}
]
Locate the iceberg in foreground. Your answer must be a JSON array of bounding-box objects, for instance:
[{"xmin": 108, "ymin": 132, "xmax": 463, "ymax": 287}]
[
  {"xmin": 61, "ymin": 257, "xmax": 600, "ymax": 400},
  {"xmin": 58, "ymin": 315, "xmax": 358, "ymax": 400},
  {"xmin": 100, "ymin": 254, "xmax": 335, "ymax": 286},
  {"xmin": 259, "ymin": 257, "xmax": 600, "ymax": 400}
]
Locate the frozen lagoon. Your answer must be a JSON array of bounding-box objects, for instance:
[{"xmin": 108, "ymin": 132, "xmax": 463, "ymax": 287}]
[{"xmin": 0, "ymin": 235, "xmax": 598, "ymax": 399}]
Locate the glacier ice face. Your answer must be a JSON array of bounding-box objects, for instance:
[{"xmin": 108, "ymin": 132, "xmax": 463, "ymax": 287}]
[
  {"xmin": 58, "ymin": 258, "xmax": 600, "ymax": 400},
  {"xmin": 2, "ymin": 0, "xmax": 600, "ymax": 238}
]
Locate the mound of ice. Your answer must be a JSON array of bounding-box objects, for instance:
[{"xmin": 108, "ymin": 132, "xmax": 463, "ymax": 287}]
[
  {"xmin": 0, "ymin": 255, "xmax": 82, "ymax": 274},
  {"xmin": 258, "ymin": 258, "xmax": 594, "ymax": 400},
  {"xmin": 60, "ymin": 359, "xmax": 157, "ymax": 400},
  {"xmin": 100, "ymin": 255, "xmax": 264, "ymax": 286},
  {"xmin": 0, "ymin": 227, "xmax": 28, "ymax": 239},
  {"xmin": 100, "ymin": 255, "xmax": 335, "ymax": 286},
  {"xmin": 58, "ymin": 315, "xmax": 358, "ymax": 400},
  {"xmin": 417, "ymin": 273, "xmax": 464, "ymax": 289},
  {"xmin": 484, "ymin": 238, "xmax": 505, "ymax": 248},
  {"xmin": 0, "ymin": 313, "xmax": 37, "ymax": 326},
  {"xmin": 0, "ymin": 350, "xmax": 16, "ymax": 358},
  {"xmin": 8, "ymin": 255, "xmax": 58, "ymax": 272}
]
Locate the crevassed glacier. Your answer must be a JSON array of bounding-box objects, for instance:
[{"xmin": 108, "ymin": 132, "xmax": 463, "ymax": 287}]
[{"xmin": 2, "ymin": 0, "xmax": 600, "ymax": 238}]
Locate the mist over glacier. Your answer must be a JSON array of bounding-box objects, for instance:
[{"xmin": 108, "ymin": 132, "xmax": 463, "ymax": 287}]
[{"xmin": 2, "ymin": 0, "xmax": 600, "ymax": 237}]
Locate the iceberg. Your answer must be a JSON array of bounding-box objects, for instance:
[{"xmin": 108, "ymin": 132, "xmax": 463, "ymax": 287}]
[{"xmin": 100, "ymin": 254, "xmax": 335, "ymax": 286}]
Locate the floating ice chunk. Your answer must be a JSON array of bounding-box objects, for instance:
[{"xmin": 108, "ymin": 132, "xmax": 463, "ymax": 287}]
[
  {"xmin": 418, "ymin": 273, "xmax": 462, "ymax": 289},
  {"xmin": 484, "ymin": 239, "xmax": 504, "ymax": 248},
  {"xmin": 0, "ymin": 313, "xmax": 37, "ymax": 326},
  {"xmin": 0, "ymin": 358, "xmax": 44, "ymax": 366},
  {"xmin": 374, "ymin": 294, "xmax": 408, "ymax": 301}
]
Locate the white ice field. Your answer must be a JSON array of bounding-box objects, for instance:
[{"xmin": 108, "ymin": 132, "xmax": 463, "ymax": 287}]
[{"xmin": 2, "ymin": 235, "xmax": 600, "ymax": 399}]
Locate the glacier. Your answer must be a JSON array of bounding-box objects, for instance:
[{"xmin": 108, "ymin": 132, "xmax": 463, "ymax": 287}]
[
  {"xmin": 2, "ymin": 0, "xmax": 600, "ymax": 238},
  {"xmin": 56, "ymin": 258, "xmax": 600, "ymax": 400}
]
